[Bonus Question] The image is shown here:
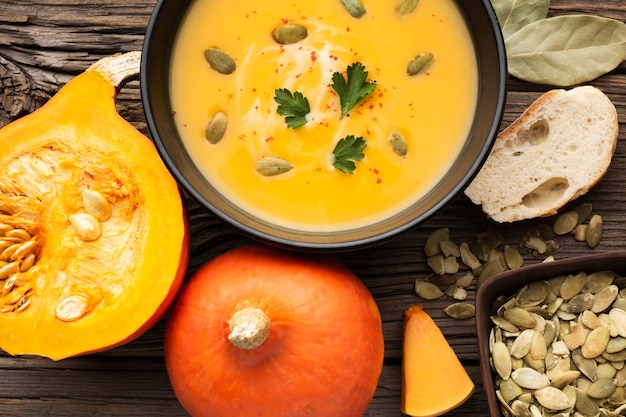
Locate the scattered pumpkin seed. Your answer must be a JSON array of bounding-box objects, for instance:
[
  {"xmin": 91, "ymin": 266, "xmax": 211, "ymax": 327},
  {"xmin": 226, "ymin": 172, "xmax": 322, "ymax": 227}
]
[
  {"xmin": 553, "ymin": 210, "xmax": 578, "ymax": 235},
  {"xmin": 254, "ymin": 157, "xmax": 293, "ymax": 176},
  {"xmin": 339, "ymin": 0, "xmax": 366, "ymax": 18},
  {"xmin": 443, "ymin": 302, "xmax": 475, "ymax": 319},
  {"xmin": 424, "ymin": 227, "xmax": 449, "ymax": 257},
  {"xmin": 407, "ymin": 52, "xmax": 434, "ymax": 76},
  {"xmin": 414, "ymin": 280, "xmax": 444, "ymax": 300},
  {"xmin": 204, "ymin": 47, "xmax": 236, "ymax": 75},
  {"xmin": 586, "ymin": 214, "xmax": 603, "ymax": 248},
  {"xmin": 271, "ymin": 23, "xmax": 308, "ymax": 45},
  {"xmin": 504, "ymin": 245, "xmax": 523, "ymax": 270}
]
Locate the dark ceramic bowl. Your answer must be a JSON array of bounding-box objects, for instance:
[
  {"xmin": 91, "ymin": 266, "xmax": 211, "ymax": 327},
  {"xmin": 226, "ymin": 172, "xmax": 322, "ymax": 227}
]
[
  {"xmin": 140, "ymin": 0, "xmax": 507, "ymax": 251},
  {"xmin": 476, "ymin": 251, "xmax": 626, "ymax": 417}
]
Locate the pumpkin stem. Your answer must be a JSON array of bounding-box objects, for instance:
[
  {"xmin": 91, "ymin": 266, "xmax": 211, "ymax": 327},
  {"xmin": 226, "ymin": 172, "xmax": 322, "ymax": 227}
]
[
  {"xmin": 88, "ymin": 51, "xmax": 141, "ymax": 88},
  {"xmin": 228, "ymin": 307, "xmax": 271, "ymax": 350}
]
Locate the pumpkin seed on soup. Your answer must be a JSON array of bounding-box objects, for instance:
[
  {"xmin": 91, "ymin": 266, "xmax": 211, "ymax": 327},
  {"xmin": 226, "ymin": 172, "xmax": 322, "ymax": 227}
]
[
  {"xmin": 254, "ymin": 157, "xmax": 293, "ymax": 176},
  {"xmin": 407, "ymin": 52, "xmax": 434, "ymax": 76},
  {"xmin": 271, "ymin": 23, "xmax": 308, "ymax": 45},
  {"xmin": 389, "ymin": 130, "xmax": 408, "ymax": 157},
  {"xmin": 395, "ymin": 0, "xmax": 418, "ymax": 17},
  {"xmin": 204, "ymin": 47, "xmax": 236, "ymax": 75},
  {"xmin": 205, "ymin": 111, "xmax": 228, "ymax": 144},
  {"xmin": 340, "ymin": 0, "xmax": 366, "ymax": 18}
]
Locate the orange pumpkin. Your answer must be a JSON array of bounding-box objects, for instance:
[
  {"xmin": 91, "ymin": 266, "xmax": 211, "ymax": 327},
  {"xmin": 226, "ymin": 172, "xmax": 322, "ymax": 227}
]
[
  {"xmin": 0, "ymin": 52, "xmax": 189, "ymax": 360},
  {"xmin": 164, "ymin": 244, "xmax": 384, "ymax": 417}
]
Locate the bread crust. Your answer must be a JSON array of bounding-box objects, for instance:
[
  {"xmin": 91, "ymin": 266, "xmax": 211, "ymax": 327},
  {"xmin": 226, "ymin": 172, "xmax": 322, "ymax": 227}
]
[{"xmin": 464, "ymin": 86, "xmax": 618, "ymax": 223}]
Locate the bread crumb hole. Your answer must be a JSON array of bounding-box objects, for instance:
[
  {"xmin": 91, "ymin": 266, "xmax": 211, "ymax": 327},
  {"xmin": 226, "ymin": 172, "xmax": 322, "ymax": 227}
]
[
  {"xmin": 515, "ymin": 119, "xmax": 549, "ymax": 147},
  {"xmin": 521, "ymin": 177, "xmax": 569, "ymax": 209}
]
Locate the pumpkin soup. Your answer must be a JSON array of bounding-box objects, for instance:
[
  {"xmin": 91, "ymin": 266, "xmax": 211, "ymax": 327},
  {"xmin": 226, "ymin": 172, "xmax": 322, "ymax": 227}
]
[{"xmin": 170, "ymin": 0, "xmax": 478, "ymax": 232}]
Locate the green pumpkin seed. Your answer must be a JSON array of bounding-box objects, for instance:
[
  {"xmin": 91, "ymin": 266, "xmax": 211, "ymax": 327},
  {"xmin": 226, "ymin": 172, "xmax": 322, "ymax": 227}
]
[
  {"xmin": 407, "ymin": 52, "xmax": 434, "ymax": 76},
  {"xmin": 254, "ymin": 157, "xmax": 293, "ymax": 176},
  {"xmin": 516, "ymin": 281, "xmax": 550, "ymax": 307},
  {"xmin": 424, "ymin": 228, "xmax": 449, "ymax": 257},
  {"xmin": 553, "ymin": 210, "xmax": 578, "ymax": 235},
  {"xmin": 499, "ymin": 378, "xmax": 523, "ymax": 403},
  {"xmin": 388, "ymin": 130, "xmax": 408, "ymax": 157},
  {"xmin": 414, "ymin": 280, "xmax": 443, "ymax": 300},
  {"xmin": 272, "ymin": 23, "xmax": 308, "ymax": 45},
  {"xmin": 587, "ymin": 377, "xmax": 617, "ymax": 399},
  {"xmin": 504, "ymin": 245, "xmax": 523, "ymax": 270},
  {"xmin": 204, "ymin": 47, "xmax": 236, "ymax": 74},
  {"xmin": 586, "ymin": 214, "xmax": 603, "ymax": 248},
  {"xmin": 340, "ymin": 0, "xmax": 366, "ymax": 18},
  {"xmin": 205, "ymin": 111, "xmax": 228, "ymax": 144},
  {"xmin": 574, "ymin": 202, "xmax": 593, "ymax": 224},
  {"xmin": 460, "ymin": 242, "xmax": 482, "ymax": 273},
  {"xmin": 503, "ymin": 307, "xmax": 537, "ymax": 329},
  {"xmin": 574, "ymin": 388, "xmax": 600, "ymax": 416},
  {"xmin": 443, "ymin": 302, "xmax": 475, "ymax": 319},
  {"xmin": 395, "ymin": 0, "xmax": 418, "ymax": 17}
]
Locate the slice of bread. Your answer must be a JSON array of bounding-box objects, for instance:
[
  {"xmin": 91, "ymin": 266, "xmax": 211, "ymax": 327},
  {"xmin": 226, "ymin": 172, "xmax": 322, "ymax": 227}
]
[{"xmin": 464, "ymin": 86, "xmax": 618, "ymax": 223}]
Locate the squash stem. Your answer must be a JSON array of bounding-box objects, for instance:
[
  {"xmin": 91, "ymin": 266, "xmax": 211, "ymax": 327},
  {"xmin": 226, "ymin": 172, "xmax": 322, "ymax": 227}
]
[
  {"xmin": 228, "ymin": 307, "xmax": 271, "ymax": 350},
  {"xmin": 88, "ymin": 51, "xmax": 141, "ymax": 88}
]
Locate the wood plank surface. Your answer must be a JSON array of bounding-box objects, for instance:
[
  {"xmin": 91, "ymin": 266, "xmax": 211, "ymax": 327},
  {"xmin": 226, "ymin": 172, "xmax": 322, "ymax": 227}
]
[{"xmin": 1, "ymin": 1, "xmax": 625, "ymax": 416}]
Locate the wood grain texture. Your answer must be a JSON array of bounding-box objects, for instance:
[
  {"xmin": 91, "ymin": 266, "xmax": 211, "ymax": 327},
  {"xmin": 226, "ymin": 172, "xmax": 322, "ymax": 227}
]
[{"xmin": 1, "ymin": 0, "xmax": 625, "ymax": 415}]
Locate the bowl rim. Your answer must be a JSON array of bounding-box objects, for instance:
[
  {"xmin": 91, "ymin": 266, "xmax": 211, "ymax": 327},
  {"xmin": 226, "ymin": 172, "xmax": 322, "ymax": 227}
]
[
  {"xmin": 475, "ymin": 250, "xmax": 626, "ymax": 417},
  {"xmin": 140, "ymin": 0, "xmax": 508, "ymax": 251}
]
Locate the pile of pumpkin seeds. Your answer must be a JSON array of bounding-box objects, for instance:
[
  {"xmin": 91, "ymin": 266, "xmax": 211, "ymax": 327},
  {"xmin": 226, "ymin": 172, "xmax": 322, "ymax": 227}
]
[
  {"xmin": 416, "ymin": 203, "xmax": 603, "ymax": 320},
  {"xmin": 490, "ymin": 270, "xmax": 626, "ymax": 416}
]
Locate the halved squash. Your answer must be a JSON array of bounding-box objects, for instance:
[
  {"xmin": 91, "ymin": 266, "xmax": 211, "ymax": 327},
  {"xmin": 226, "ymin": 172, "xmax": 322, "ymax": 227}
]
[
  {"xmin": 0, "ymin": 52, "xmax": 189, "ymax": 360},
  {"xmin": 401, "ymin": 305, "xmax": 474, "ymax": 416}
]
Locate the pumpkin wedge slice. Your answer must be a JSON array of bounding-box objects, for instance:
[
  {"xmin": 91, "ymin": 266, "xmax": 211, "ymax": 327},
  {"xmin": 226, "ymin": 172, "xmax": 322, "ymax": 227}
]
[
  {"xmin": 0, "ymin": 52, "xmax": 189, "ymax": 360},
  {"xmin": 401, "ymin": 305, "xmax": 475, "ymax": 416}
]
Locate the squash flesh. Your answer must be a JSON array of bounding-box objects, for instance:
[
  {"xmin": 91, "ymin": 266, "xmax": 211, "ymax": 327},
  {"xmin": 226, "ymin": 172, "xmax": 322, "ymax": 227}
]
[
  {"xmin": 0, "ymin": 53, "xmax": 189, "ymax": 360},
  {"xmin": 401, "ymin": 305, "xmax": 474, "ymax": 416}
]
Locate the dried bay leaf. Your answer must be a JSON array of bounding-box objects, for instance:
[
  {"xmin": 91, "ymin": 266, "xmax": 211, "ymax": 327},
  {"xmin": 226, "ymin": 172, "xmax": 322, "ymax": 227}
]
[
  {"xmin": 490, "ymin": 0, "xmax": 549, "ymax": 39},
  {"xmin": 506, "ymin": 15, "xmax": 626, "ymax": 86}
]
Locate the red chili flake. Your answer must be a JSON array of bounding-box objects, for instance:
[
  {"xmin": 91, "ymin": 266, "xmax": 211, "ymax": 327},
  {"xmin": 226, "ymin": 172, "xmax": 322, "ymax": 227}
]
[
  {"xmin": 366, "ymin": 129, "xmax": 371, "ymax": 135},
  {"xmin": 373, "ymin": 168, "xmax": 379, "ymax": 175},
  {"xmin": 296, "ymin": 73, "xmax": 302, "ymax": 78},
  {"xmin": 171, "ymin": 110, "xmax": 177, "ymax": 116},
  {"xmin": 252, "ymin": 88, "xmax": 257, "ymax": 92},
  {"xmin": 376, "ymin": 177, "xmax": 382, "ymax": 184},
  {"xmin": 265, "ymin": 136, "xmax": 274, "ymax": 143},
  {"xmin": 346, "ymin": 26, "xmax": 351, "ymax": 32},
  {"xmin": 368, "ymin": 104, "xmax": 375, "ymax": 110},
  {"xmin": 282, "ymin": 17, "xmax": 289, "ymax": 24},
  {"xmin": 227, "ymin": 93, "xmax": 233, "ymax": 100},
  {"xmin": 310, "ymin": 51, "xmax": 317, "ymax": 62}
]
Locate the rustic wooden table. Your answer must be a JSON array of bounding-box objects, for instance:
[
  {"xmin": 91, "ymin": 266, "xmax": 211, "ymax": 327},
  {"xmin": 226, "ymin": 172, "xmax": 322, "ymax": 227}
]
[{"xmin": 1, "ymin": 1, "xmax": 626, "ymax": 416}]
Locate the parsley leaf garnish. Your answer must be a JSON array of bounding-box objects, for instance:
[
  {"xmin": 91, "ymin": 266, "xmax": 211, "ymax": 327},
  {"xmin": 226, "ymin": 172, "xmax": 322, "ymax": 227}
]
[
  {"xmin": 332, "ymin": 135, "xmax": 367, "ymax": 174},
  {"xmin": 331, "ymin": 62, "xmax": 376, "ymax": 119},
  {"xmin": 274, "ymin": 88, "xmax": 311, "ymax": 129}
]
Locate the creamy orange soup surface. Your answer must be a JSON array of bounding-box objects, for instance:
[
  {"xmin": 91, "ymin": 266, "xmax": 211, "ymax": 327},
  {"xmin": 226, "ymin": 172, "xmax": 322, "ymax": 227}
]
[{"xmin": 170, "ymin": 0, "xmax": 478, "ymax": 232}]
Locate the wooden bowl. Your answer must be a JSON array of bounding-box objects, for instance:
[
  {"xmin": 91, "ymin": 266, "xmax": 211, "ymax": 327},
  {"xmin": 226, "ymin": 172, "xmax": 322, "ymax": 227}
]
[{"xmin": 475, "ymin": 250, "xmax": 626, "ymax": 416}]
